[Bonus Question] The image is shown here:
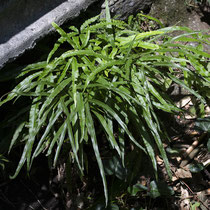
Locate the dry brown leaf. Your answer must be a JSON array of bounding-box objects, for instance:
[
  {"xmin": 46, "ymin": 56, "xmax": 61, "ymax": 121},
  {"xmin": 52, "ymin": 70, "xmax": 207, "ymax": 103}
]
[
  {"xmin": 175, "ymin": 168, "xmax": 192, "ymax": 179},
  {"xmin": 176, "ymin": 96, "xmax": 192, "ymax": 108},
  {"xmin": 180, "ymin": 186, "xmax": 190, "ymax": 210},
  {"xmin": 156, "ymin": 155, "xmax": 163, "ymax": 164},
  {"xmin": 197, "ymin": 190, "xmax": 209, "ymax": 210},
  {"xmin": 205, "ymin": 106, "xmax": 210, "ymax": 116},
  {"xmin": 176, "ymin": 157, "xmax": 182, "ymax": 163},
  {"xmin": 172, "ymin": 176, "xmax": 179, "ymax": 182}
]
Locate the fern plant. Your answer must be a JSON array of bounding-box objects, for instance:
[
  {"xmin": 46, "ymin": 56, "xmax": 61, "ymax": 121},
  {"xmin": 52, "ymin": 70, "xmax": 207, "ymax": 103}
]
[{"xmin": 0, "ymin": 3, "xmax": 209, "ymax": 205}]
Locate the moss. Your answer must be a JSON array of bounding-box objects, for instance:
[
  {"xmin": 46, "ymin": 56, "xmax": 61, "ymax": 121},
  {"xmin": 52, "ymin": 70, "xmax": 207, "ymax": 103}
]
[{"xmin": 149, "ymin": 0, "xmax": 191, "ymax": 26}]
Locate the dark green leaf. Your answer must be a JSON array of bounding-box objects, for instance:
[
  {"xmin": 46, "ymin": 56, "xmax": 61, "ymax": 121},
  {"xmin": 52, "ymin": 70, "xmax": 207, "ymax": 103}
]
[
  {"xmin": 128, "ymin": 183, "xmax": 148, "ymax": 196},
  {"xmin": 103, "ymin": 156, "xmax": 127, "ymax": 180},
  {"xmin": 188, "ymin": 163, "xmax": 204, "ymax": 173},
  {"xmin": 149, "ymin": 181, "xmax": 174, "ymax": 198},
  {"xmin": 207, "ymin": 138, "xmax": 210, "ymax": 152},
  {"xmin": 195, "ymin": 117, "xmax": 210, "ymax": 132}
]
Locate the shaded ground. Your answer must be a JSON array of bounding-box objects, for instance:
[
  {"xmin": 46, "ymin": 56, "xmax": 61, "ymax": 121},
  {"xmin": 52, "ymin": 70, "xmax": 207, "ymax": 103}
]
[{"xmin": 0, "ymin": 105, "xmax": 209, "ymax": 210}]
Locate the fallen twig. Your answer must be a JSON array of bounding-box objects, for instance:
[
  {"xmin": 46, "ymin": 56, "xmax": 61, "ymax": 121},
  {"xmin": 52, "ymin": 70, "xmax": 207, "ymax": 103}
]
[
  {"xmin": 172, "ymin": 170, "xmax": 209, "ymax": 210},
  {"xmin": 180, "ymin": 132, "xmax": 207, "ymax": 167},
  {"xmin": 183, "ymin": 132, "xmax": 206, "ymax": 157}
]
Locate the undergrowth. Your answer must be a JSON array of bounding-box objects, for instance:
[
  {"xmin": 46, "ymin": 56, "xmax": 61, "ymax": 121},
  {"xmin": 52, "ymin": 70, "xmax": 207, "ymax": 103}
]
[{"xmin": 0, "ymin": 0, "xmax": 209, "ymax": 207}]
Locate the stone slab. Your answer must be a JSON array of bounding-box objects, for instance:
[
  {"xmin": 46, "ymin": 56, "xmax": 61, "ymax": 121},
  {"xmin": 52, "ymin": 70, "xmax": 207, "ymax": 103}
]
[
  {"xmin": 0, "ymin": 0, "xmax": 154, "ymax": 69},
  {"xmin": 101, "ymin": 0, "xmax": 153, "ymax": 20},
  {"xmin": 0, "ymin": 0, "xmax": 98, "ymax": 69}
]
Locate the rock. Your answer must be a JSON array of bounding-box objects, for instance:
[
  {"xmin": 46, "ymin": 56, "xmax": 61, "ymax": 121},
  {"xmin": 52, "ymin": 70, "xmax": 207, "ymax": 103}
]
[
  {"xmin": 101, "ymin": 0, "xmax": 154, "ymax": 20},
  {"xmin": 149, "ymin": 0, "xmax": 210, "ymax": 53},
  {"xmin": 149, "ymin": 0, "xmax": 188, "ymax": 26},
  {"xmin": 0, "ymin": 0, "xmax": 155, "ymax": 69},
  {"xmin": 0, "ymin": 0, "xmax": 98, "ymax": 69}
]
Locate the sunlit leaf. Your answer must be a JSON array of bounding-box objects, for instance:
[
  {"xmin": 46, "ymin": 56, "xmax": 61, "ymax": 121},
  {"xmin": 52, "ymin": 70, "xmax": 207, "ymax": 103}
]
[
  {"xmin": 9, "ymin": 121, "xmax": 25, "ymax": 153},
  {"xmin": 0, "ymin": 72, "xmax": 42, "ymax": 107},
  {"xmin": 39, "ymin": 77, "xmax": 72, "ymax": 117}
]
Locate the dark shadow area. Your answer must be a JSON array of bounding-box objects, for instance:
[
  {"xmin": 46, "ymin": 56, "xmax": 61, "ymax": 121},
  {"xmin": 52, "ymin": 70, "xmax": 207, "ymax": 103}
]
[
  {"xmin": 199, "ymin": 2, "xmax": 210, "ymax": 25},
  {"xmin": 0, "ymin": 154, "xmax": 63, "ymax": 210},
  {"xmin": 200, "ymin": 10, "xmax": 210, "ymax": 25}
]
